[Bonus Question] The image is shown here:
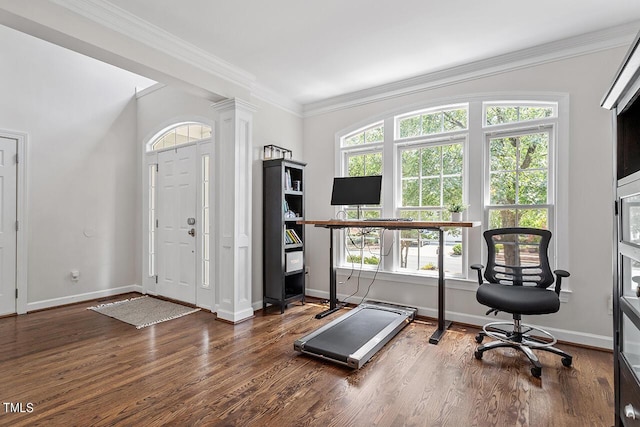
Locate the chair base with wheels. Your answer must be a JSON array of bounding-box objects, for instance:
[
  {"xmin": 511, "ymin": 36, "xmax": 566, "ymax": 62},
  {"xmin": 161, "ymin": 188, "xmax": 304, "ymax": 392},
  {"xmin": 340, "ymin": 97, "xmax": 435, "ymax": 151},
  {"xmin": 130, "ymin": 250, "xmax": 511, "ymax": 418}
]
[
  {"xmin": 472, "ymin": 227, "xmax": 572, "ymax": 378},
  {"xmin": 473, "ymin": 315, "xmax": 572, "ymax": 378}
]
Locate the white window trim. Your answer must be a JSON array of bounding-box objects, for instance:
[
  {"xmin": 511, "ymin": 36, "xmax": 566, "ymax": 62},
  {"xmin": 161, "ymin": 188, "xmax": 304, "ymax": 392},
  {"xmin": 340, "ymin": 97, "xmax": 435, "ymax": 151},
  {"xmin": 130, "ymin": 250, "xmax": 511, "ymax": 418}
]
[
  {"xmin": 395, "ymin": 134, "xmax": 469, "ymax": 205},
  {"xmin": 482, "ymin": 101, "xmax": 558, "ymax": 128},
  {"xmin": 145, "ymin": 120, "xmax": 212, "ymax": 153},
  {"xmin": 394, "ymin": 135, "xmax": 469, "ymax": 278},
  {"xmin": 337, "ymin": 144, "xmax": 385, "ymax": 271},
  {"xmin": 333, "ymin": 92, "xmax": 571, "ymax": 300},
  {"xmin": 483, "ymin": 124, "xmax": 556, "ymax": 213},
  {"xmin": 395, "ymin": 103, "xmax": 469, "ymax": 140}
]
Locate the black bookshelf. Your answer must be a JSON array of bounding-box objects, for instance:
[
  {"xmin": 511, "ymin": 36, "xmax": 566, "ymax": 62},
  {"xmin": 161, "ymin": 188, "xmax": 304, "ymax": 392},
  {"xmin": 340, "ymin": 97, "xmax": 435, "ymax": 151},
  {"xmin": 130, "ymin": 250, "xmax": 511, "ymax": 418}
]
[{"xmin": 263, "ymin": 158, "xmax": 306, "ymax": 313}]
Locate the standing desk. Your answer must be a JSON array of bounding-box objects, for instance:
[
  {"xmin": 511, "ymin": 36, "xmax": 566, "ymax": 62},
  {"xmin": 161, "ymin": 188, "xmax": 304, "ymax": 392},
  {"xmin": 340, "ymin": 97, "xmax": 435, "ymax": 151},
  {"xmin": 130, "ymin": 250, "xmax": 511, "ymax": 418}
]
[{"xmin": 299, "ymin": 219, "xmax": 480, "ymax": 344}]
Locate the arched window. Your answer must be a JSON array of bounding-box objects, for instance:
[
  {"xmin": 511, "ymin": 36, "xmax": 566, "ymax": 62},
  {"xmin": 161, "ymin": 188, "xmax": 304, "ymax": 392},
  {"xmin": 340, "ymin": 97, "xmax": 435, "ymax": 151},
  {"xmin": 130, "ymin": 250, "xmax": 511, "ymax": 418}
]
[
  {"xmin": 148, "ymin": 122, "xmax": 212, "ymax": 151},
  {"xmin": 336, "ymin": 97, "xmax": 563, "ymax": 280}
]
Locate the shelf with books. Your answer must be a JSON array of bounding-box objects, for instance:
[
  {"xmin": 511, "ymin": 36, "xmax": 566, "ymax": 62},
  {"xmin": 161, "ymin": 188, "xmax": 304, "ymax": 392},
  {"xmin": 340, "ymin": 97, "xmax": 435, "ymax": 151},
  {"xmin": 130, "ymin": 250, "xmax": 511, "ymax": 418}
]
[
  {"xmin": 263, "ymin": 158, "xmax": 306, "ymax": 314},
  {"xmin": 284, "ymin": 166, "xmax": 302, "ymax": 192},
  {"xmin": 284, "ymin": 228, "xmax": 303, "ymax": 245}
]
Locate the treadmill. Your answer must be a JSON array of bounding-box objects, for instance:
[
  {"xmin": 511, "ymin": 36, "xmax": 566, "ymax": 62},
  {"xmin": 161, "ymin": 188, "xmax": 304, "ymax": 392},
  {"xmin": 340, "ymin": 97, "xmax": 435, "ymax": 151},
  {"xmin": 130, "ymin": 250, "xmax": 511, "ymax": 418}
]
[{"xmin": 294, "ymin": 301, "xmax": 417, "ymax": 369}]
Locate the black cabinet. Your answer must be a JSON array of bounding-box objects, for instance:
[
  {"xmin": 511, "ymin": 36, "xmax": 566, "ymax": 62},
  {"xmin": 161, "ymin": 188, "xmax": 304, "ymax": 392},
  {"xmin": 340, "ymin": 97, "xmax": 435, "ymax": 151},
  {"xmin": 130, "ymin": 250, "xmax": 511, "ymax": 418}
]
[
  {"xmin": 263, "ymin": 159, "xmax": 306, "ymax": 313},
  {"xmin": 603, "ymin": 30, "xmax": 640, "ymax": 427}
]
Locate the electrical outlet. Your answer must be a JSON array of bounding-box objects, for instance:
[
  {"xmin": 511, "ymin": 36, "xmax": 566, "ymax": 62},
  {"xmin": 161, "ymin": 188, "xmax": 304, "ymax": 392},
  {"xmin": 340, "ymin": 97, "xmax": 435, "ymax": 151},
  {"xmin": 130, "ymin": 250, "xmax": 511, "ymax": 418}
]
[{"xmin": 608, "ymin": 294, "xmax": 613, "ymax": 315}]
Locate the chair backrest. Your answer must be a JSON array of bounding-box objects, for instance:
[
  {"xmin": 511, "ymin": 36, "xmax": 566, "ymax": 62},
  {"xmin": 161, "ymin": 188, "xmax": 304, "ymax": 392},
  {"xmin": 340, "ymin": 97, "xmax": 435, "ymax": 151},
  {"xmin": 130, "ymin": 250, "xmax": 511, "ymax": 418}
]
[{"xmin": 483, "ymin": 227, "xmax": 555, "ymax": 288}]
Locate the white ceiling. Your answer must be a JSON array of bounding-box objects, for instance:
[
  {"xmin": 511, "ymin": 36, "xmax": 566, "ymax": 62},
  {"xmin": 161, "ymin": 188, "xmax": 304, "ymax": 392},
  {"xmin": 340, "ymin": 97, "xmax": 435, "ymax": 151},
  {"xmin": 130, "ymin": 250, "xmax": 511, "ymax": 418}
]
[
  {"xmin": 70, "ymin": 0, "xmax": 640, "ymax": 107},
  {"xmin": 103, "ymin": 0, "xmax": 640, "ymax": 106}
]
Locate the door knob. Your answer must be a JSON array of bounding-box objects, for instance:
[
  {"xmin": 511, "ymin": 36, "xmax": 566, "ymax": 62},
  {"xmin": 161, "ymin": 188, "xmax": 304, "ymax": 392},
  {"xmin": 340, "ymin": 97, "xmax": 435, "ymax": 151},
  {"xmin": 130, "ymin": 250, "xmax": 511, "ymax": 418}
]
[{"xmin": 188, "ymin": 228, "xmax": 196, "ymax": 237}]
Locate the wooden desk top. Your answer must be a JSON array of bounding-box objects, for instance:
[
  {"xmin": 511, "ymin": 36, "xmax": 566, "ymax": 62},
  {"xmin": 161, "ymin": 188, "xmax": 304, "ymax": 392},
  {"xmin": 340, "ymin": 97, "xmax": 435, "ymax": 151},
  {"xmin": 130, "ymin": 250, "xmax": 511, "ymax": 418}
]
[{"xmin": 298, "ymin": 219, "xmax": 481, "ymax": 229}]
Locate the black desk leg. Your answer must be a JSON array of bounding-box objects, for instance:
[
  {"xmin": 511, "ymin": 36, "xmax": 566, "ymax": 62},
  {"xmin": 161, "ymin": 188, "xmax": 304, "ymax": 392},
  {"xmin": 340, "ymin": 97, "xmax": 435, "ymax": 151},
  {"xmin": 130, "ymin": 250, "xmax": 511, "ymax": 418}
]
[
  {"xmin": 429, "ymin": 228, "xmax": 452, "ymax": 344},
  {"xmin": 316, "ymin": 227, "xmax": 341, "ymax": 319}
]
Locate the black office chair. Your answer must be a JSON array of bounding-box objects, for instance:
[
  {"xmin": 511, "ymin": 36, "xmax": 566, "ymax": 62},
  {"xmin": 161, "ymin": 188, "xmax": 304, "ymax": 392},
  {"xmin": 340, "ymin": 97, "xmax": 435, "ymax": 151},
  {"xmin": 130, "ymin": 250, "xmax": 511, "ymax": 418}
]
[{"xmin": 471, "ymin": 227, "xmax": 572, "ymax": 378}]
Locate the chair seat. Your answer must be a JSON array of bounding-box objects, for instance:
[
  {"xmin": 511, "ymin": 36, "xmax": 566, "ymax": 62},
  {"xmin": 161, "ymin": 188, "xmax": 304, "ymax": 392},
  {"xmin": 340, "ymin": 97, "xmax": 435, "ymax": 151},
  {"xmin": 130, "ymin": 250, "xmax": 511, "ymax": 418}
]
[{"xmin": 476, "ymin": 283, "xmax": 560, "ymax": 315}]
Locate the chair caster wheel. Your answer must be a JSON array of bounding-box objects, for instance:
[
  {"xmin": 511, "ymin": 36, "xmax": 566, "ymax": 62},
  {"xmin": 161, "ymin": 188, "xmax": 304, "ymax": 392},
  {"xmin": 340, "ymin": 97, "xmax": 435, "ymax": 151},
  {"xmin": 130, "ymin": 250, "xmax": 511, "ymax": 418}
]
[
  {"xmin": 475, "ymin": 334, "xmax": 484, "ymax": 344},
  {"xmin": 561, "ymin": 357, "xmax": 572, "ymax": 367},
  {"xmin": 531, "ymin": 366, "xmax": 542, "ymax": 378},
  {"xmin": 474, "ymin": 350, "xmax": 483, "ymax": 360}
]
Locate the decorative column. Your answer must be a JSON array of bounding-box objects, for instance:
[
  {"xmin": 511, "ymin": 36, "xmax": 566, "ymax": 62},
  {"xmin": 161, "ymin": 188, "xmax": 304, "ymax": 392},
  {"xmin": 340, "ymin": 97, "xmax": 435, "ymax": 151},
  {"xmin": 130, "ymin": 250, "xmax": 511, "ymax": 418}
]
[{"xmin": 211, "ymin": 98, "xmax": 257, "ymax": 323}]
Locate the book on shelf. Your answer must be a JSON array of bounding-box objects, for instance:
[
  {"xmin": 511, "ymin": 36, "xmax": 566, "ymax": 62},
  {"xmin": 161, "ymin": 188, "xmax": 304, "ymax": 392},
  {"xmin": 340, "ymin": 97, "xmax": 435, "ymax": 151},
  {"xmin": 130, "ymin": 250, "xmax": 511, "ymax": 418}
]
[
  {"xmin": 284, "ymin": 230, "xmax": 293, "ymax": 244},
  {"xmin": 285, "ymin": 169, "xmax": 292, "ymax": 190},
  {"xmin": 285, "ymin": 228, "xmax": 302, "ymax": 244}
]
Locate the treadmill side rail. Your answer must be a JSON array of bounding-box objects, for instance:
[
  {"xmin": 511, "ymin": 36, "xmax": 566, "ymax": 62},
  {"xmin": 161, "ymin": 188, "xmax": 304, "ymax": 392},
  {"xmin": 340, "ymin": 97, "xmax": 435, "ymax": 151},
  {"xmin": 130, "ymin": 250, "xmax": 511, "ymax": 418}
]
[{"xmin": 347, "ymin": 315, "xmax": 412, "ymax": 369}]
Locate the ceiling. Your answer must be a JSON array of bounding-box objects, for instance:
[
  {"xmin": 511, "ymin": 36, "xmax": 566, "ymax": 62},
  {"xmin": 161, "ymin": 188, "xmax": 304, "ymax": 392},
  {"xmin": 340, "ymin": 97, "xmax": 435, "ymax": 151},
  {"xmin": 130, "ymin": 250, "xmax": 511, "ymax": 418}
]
[
  {"xmin": 4, "ymin": 0, "xmax": 637, "ymax": 112},
  {"xmin": 100, "ymin": 0, "xmax": 640, "ymax": 107}
]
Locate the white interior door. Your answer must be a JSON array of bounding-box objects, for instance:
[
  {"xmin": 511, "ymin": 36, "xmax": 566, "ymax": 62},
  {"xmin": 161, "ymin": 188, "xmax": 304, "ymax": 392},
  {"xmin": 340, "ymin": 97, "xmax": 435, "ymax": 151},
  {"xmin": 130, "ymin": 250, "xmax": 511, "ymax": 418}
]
[
  {"xmin": 0, "ymin": 136, "xmax": 17, "ymax": 315},
  {"xmin": 157, "ymin": 146, "xmax": 197, "ymax": 304}
]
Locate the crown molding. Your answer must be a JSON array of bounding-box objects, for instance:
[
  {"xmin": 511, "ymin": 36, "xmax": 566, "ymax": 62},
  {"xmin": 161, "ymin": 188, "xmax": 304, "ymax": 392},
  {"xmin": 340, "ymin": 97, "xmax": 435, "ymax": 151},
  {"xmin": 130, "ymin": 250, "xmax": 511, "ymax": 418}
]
[
  {"xmin": 51, "ymin": 0, "xmax": 257, "ymax": 91},
  {"xmin": 51, "ymin": 0, "xmax": 306, "ymax": 116},
  {"xmin": 303, "ymin": 20, "xmax": 640, "ymax": 117},
  {"xmin": 251, "ymin": 83, "xmax": 303, "ymax": 117},
  {"xmin": 211, "ymin": 98, "xmax": 259, "ymax": 114},
  {"xmin": 42, "ymin": 1, "xmax": 640, "ymax": 120}
]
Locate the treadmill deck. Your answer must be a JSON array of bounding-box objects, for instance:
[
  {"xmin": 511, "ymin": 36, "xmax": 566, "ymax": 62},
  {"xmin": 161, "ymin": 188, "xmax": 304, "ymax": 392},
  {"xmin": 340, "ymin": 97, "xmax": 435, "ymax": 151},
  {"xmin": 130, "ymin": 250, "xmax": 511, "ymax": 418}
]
[{"xmin": 294, "ymin": 301, "xmax": 417, "ymax": 369}]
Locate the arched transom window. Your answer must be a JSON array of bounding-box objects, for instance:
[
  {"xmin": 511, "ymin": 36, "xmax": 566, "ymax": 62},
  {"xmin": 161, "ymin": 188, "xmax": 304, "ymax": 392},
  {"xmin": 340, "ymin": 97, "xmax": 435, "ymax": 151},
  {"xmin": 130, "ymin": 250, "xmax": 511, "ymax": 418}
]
[{"xmin": 149, "ymin": 122, "xmax": 212, "ymax": 151}]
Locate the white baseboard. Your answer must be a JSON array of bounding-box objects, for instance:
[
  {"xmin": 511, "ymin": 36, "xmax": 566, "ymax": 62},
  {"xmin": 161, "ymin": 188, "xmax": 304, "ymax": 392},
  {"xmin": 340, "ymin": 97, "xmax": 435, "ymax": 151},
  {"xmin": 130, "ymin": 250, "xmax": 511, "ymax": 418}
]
[
  {"xmin": 26, "ymin": 284, "xmax": 143, "ymax": 312},
  {"xmin": 304, "ymin": 288, "xmax": 612, "ymax": 350},
  {"xmin": 217, "ymin": 307, "xmax": 254, "ymax": 323}
]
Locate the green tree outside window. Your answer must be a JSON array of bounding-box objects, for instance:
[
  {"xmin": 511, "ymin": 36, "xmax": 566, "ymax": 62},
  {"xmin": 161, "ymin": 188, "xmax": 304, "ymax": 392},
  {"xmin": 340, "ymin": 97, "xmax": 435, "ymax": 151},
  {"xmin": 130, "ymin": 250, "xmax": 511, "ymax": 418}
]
[{"xmin": 488, "ymin": 132, "xmax": 549, "ymax": 230}]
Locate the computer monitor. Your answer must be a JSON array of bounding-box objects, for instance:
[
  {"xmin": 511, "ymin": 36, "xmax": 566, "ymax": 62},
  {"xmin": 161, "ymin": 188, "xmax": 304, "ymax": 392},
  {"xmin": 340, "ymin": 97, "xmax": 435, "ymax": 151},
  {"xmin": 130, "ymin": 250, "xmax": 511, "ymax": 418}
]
[{"xmin": 330, "ymin": 175, "xmax": 382, "ymax": 211}]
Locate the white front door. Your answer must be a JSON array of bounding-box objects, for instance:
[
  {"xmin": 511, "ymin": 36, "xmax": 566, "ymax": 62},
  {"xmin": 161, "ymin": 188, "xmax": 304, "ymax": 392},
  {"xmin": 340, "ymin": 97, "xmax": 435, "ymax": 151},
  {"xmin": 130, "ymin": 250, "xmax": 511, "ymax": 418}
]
[
  {"xmin": 0, "ymin": 137, "xmax": 17, "ymax": 315},
  {"xmin": 157, "ymin": 146, "xmax": 197, "ymax": 304}
]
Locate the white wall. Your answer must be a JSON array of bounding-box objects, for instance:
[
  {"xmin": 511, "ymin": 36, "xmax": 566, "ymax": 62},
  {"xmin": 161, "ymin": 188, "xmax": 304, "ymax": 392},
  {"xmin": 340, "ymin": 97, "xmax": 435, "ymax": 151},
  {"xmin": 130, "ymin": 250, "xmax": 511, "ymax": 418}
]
[
  {"xmin": 302, "ymin": 48, "xmax": 626, "ymax": 348},
  {"xmin": 0, "ymin": 25, "xmax": 155, "ymax": 308},
  {"xmin": 251, "ymin": 97, "xmax": 304, "ymax": 307},
  {"xmin": 0, "ymin": 22, "xmax": 304, "ymax": 313}
]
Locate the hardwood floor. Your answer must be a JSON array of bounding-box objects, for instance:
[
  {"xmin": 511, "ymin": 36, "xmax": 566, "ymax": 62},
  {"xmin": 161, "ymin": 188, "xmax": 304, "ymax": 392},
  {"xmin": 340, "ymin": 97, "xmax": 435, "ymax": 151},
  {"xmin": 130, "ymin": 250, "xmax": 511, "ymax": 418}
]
[{"xmin": 0, "ymin": 293, "xmax": 613, "ymax": 426}]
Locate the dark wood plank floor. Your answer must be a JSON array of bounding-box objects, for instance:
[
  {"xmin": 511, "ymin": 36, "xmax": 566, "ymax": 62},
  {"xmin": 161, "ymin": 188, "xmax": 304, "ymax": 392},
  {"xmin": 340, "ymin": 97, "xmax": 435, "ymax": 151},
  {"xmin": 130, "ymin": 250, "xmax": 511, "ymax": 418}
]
[{"xmin": 0, "ymin": 293, "xmax": 613, "ymax": 426}]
